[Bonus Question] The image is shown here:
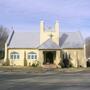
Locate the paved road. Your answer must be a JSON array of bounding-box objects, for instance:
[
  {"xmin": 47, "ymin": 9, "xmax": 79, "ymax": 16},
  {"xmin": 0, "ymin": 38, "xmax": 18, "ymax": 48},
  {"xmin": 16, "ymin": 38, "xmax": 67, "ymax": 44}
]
[{"xmin": 0, "ymin": 71, "xmax": 90, "ymax": 90}]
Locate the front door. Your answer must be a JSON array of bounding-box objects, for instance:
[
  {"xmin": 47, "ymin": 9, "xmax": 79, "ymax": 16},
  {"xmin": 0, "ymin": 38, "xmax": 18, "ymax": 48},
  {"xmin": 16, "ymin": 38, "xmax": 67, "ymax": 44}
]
[{"xmin": 46, "ymin": 52, "xmax": 53, "ymax": 64}]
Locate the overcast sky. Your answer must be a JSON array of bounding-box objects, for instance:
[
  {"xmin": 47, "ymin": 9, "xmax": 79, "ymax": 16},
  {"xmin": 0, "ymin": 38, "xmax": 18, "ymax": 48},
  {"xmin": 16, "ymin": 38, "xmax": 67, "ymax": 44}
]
[{"xmin": 0, "ymin": 0, "xmax": 90, "ymax": 38}]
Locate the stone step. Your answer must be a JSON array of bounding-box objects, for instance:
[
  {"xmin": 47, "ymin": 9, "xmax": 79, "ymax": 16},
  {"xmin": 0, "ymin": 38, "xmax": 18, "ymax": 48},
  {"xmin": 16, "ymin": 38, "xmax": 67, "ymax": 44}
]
[{"xmin": 42, "ymin": 64, "xmax": 57, "ymax": 69}]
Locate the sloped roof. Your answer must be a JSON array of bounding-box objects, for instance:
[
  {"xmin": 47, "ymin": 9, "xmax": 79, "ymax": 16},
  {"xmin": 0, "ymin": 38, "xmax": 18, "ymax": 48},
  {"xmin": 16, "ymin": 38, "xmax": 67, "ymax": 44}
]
[
  {"xmin": 60, "ymin": 32, "xmax": 84, "ymax": 48},
  {"xmin": 38, "ymin": 38, "xmax": 60, "ymax": 49},
  {"xmin": 8, "ymin": 32, "xmax": 40, "ymax": 48},
  {"xmin": 7, "ymin": 31, "xmax": 84, "ymax": 49}
]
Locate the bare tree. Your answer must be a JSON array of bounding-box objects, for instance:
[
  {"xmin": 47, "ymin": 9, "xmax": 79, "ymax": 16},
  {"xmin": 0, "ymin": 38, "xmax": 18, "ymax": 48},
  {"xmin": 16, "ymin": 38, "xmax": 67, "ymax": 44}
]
[
  {"xmin": 0, "ymin": 25, "xmax": 9, "ymax": 59},
  {"xmin": 0, "ymin": 25, "xmax": 9, "ymax": 49},
  {"xmin": 85, "ymin": 37, "xmax": 90, "ymax": 58}
]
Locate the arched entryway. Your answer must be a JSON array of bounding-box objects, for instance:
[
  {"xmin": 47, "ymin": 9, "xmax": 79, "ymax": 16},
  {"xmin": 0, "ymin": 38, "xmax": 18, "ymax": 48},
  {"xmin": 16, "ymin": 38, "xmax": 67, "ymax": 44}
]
[
  {"xmin": 43, "ymin": 51, "xmax": 56, "ymax": 64},
  {"xmin": 46, "ymin": 52, "xmax": 53, "ymax": 64}
]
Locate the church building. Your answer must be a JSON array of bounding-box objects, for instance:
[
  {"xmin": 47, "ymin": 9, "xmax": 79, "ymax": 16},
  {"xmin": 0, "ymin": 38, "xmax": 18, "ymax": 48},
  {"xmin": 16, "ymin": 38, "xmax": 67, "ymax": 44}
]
[{"xmin": 4, "ymin": 21, "xmax": 86, "ymax": 68}]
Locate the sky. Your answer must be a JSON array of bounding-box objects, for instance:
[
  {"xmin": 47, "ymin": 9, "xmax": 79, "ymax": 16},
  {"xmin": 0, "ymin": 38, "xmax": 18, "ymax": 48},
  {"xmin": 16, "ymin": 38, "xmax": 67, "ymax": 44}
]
[{"xmin": 0, "ymin": 0, "xmax": 90, "ymax": 38}]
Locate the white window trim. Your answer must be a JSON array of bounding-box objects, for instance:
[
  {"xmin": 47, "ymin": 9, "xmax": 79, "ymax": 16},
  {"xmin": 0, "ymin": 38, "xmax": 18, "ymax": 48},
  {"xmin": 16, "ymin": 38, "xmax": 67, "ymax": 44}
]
[
  {"xmin": 10, "ymin": 52, "xmax": 20, "ymax": 60},
  {"xmin": 28, "ymin": 53, "xmax": 37, "ymax": 60}
]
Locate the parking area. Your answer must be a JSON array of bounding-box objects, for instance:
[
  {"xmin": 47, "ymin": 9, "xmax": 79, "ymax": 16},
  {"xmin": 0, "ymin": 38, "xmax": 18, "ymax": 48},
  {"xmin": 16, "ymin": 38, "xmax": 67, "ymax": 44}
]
[{"xmin": 0, "ymin": 68, "xmax": 90, "ymax": 90}]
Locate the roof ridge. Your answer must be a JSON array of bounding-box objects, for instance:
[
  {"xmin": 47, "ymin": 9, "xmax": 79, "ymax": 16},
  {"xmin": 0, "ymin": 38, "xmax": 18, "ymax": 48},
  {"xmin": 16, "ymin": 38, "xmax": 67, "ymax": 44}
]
[
  {"xmin": 6, "ymin": 30, "xmax": 14, "ymax": 46},
  {"xmin": 14, "ymin": 31, "xmax": 39, "ymax": 32},
  {"xmin": 61, "ymin": 31, "xmax": 79, "ymax": 33},
  {"xmin": 77, "ymin": 31, "xmax": 84, "ymax": 43}
]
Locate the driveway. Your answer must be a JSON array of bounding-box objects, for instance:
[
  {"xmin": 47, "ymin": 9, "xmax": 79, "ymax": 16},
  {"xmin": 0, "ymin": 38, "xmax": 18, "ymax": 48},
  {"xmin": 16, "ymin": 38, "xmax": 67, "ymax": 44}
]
[{"xmin": 0, "ymin": 70, "xmax": 90, "ymax": 90}]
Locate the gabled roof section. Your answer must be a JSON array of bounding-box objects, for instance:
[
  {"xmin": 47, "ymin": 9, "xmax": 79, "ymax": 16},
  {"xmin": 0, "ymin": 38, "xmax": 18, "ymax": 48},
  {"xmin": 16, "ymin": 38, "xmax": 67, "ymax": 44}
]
[
  {"xmin": 7, "ymin": 31, "xmax": 84, "ymax": 49},
  {"xmin": 38, "ymin": 38, "xmax": 60, "ymax": 49},
  {"xmin": 60, "ymin": 31, "xmax": 84, "ymax": 48},
  {"xmin": 8, "ymin": 31, "xmax": 40, "ymax": 48},
  {"xmin": 6, "ymin": 30, "xmax": 14, "ymax": 46}
]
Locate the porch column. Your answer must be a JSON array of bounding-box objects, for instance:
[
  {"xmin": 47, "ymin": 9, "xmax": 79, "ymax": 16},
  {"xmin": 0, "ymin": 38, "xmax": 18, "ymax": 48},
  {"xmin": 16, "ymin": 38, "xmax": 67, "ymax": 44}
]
[
  {"xmin": 39, "ymin": 50, "xmax": 44, "ymax": 66},
  {"xmin": 55, "ymin": 50, "xmax": 61, "ymax": 66}
]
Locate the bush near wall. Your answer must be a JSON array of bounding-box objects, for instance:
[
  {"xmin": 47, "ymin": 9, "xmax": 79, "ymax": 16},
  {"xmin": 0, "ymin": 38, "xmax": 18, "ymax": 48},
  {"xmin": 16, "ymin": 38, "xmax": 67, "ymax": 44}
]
[
  {"xmin": 32, "ymin": 61, "xmax": 40, "ymax": 67},
  {"xmin": 0, "ymin": 50, "xmax": 4, "ymax": 59}
]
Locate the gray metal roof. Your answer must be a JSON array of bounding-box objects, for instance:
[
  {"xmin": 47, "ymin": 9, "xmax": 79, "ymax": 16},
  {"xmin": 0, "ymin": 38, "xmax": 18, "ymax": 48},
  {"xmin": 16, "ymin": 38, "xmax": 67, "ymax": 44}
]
[
  {"xmin": 8, "ymin": 31, "xmax": 84, "ymax": 49},
  {"xmin": 60, "ymin": 32, "xmax": 84, "ymax": 48},
  {"xmin": 38, "ymin": 38, "xmax": 60, "ymax": 49},
  {"xmin": 8, "ymin": 32, "xmax": 40, "ymax": 48}
]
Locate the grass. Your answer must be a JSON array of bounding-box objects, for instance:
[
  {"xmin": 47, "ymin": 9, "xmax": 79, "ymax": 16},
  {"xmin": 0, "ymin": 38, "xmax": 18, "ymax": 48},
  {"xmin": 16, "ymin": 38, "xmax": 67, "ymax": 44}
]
[
  {"xmin": 0, "ymin": 66, "xmax": 46, "ymax": 73},
  {"xmin": 0, "ymin": 66, "xmax": 90, "ymax": 73}
]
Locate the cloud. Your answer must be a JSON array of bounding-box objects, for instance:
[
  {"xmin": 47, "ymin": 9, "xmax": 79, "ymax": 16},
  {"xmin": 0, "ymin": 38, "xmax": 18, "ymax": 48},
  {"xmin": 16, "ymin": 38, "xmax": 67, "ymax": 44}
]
[
  {"xmin": 0, "ymin": 0, "xmax": 90, "ymax": 17},
  {"xmin": 0, "ymin": 0, "xmax": 90, "ymax": 38}
]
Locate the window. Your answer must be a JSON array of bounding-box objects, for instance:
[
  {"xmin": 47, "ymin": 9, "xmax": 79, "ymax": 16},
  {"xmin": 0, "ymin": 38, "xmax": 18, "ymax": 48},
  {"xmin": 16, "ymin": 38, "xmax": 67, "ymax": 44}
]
[
  {"xmin": 28, "ymin": 52, "xmax": 37, "ymax": 60},
  {"xmin": 10, "ymin": 52, "xmax": 20, "ymax": 60}
]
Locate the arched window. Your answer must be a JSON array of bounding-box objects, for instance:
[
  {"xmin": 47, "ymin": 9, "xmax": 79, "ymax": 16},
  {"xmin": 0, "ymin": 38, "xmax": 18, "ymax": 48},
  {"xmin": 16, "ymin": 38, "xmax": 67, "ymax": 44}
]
[
  {"xmin": 28, "ymin": 52, "xmax": 37, "ymax": 60},
  {"xmin": 10, "ymin": 52, "xmax": 20, "ymax": 60}
]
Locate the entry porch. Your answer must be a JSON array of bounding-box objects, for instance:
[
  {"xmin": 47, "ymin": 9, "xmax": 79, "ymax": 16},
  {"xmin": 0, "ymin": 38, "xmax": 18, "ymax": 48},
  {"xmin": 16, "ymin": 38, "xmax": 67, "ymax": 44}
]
[{"xmin": 39, "ymin": 50, "xmax": 61, "ymax": 67}]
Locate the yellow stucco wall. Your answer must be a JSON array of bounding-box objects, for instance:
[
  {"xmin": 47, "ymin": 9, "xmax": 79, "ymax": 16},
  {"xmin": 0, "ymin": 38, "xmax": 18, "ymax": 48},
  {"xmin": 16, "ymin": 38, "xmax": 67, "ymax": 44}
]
[
  {"xmin": 4, "ymin": 21, "xmax": 86, "ymax": 68},
  {"xmin": 54, "ymin": 50, "xmax": 61, "ymax": 65},
  {"xmin": 8, "ymin": 49, "xmax": 39, "ymax": 66},
  {"xmin": 40, "ymin": 21, "xmax": 59, "ymax": 45},
  {"xmin": 5, "ymin": 48, "xmax": 86, "ymax": 68},
  {"xmin": 62, "ymin": 48, "xmax": 86, "ymax": 67},
  {"xmin": 7, "ymin": 48, "xmax": 62, "ymax": 67}
]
